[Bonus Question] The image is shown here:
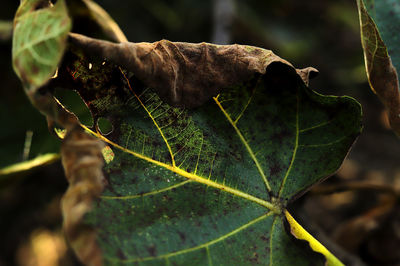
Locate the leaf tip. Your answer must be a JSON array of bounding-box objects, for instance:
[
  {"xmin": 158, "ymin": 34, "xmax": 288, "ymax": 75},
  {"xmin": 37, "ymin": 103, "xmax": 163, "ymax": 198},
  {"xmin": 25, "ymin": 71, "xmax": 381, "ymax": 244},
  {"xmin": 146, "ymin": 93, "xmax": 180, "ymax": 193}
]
[{"xmin": 284, "ymin": 210, "xmax": 344, "ymax": 266}]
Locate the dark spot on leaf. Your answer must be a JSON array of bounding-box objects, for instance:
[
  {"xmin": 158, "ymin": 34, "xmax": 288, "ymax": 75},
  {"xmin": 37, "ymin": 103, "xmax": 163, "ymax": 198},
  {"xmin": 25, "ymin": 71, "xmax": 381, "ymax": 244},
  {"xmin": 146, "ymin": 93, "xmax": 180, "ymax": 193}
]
[
  {"xmin": 146, "ymin": 245, "xmax": 157, "ymax": 257},
  {"xmin": 229, "ymin": 150, "xmax": 242, "ymax": 161},
  {"xmin": 117, "ymin": 249, "xmax": 127, "ymax": 260},
  {"xmin": 194, "ymin": 221, "xmax": 202, "ymax": 227},
  {"xmin": 177, "ymin": 231, "xmax": 186, "ymax": 243},
  {"xmin": 271, "ymin": 129, "xmax": 291, "ymax": 144},
  {"xmin": 265, "ymin": 246, "xmax": 270, "ymax": 253},
  {"xmin": 31, "ymin": 65, "xmax": 40, "ymax": 75},
  {"xmin": 225, "ymin": 238, "xmax": 235, "ymax": 244},
  {"xmin": 270, "ymin": 163, "xmax": 282, "ymax": 176},
  {"xmin": 162, "ymin": 195, "xmax": 170, "ymax": 201},
  {"xmin": 248, "ymin": 252, "xmax": 259, "ymax": 263}
]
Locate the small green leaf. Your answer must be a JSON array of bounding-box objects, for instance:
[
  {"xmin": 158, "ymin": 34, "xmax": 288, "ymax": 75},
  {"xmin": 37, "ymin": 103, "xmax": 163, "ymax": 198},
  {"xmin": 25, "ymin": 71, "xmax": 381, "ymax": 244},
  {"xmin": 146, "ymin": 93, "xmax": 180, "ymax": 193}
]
[
  {"xmin": 56, "ymin": 44, "xmax": 361, "ymax": 264},
  {"xmin": 12, "ymin": 0, "xmax": 71, "ymax": 90},
  {"xmin": 356, "ymin": 0, "xmax": 400, "ymax": 134}
]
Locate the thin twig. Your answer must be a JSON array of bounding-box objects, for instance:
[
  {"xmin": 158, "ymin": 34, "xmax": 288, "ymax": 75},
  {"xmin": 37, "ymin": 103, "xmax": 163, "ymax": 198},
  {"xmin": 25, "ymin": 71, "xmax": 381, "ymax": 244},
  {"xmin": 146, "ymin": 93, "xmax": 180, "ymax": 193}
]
[{"xmin": 0, "ymin": 20, "xmax": 13, "ymax": 42}]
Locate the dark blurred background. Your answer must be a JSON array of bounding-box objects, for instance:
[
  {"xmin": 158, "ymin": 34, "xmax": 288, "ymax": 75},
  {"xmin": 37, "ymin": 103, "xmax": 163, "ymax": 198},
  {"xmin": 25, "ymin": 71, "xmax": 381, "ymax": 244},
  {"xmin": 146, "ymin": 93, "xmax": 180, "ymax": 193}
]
[{"xmin": 1, "ymin": 0, "xmax": 400, "ymax": 265}]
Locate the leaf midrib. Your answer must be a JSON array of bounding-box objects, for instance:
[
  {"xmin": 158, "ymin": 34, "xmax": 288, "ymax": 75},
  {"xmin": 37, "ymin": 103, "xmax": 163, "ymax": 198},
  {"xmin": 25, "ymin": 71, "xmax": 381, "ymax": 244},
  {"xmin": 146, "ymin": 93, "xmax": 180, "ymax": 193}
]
[{"xmin": 81, "ymin": 124, "xmax": 280, "ymax": 213}]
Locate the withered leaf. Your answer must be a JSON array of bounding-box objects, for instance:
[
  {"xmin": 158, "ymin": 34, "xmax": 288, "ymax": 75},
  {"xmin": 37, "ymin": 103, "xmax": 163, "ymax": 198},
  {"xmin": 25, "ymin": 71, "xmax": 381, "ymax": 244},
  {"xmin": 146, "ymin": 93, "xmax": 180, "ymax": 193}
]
[
  {"xmin": 68, "ymin": 33, "xmax": 317, "ymax": 108},
  {"xmin": 61, "ymin": 126, "xmax": 105, "ymax": 265}
]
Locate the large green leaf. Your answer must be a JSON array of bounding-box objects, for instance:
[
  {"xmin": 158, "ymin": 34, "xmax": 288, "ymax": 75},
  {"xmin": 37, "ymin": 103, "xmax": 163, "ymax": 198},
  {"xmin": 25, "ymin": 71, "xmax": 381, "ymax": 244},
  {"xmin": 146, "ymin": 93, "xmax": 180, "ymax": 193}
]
[
  {"xmin": 12, "ymin": 0, "xmax": 71, "ymax": 90},
  {"xmin": 356, "ymin": 0, "xmax": 400, "ymax": 134},
  {"xmin": 54, "ymin": 43, "xmax": 361, "ymax": 265}
]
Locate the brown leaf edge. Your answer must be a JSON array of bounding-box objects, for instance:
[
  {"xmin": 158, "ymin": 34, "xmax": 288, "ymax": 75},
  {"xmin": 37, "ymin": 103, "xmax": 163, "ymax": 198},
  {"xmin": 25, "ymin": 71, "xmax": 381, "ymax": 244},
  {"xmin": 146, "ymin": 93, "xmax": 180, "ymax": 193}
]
[
  {"xmin": 50, "ymin": 33, "xmax": 320, "ymax": 265},
  {"xmin": 357, "ymin": 0, "xmax": 400, "ymax": 135},
  {"xmin": 68, "ymin": 33, "xmax": 318, "ymax": 108}
]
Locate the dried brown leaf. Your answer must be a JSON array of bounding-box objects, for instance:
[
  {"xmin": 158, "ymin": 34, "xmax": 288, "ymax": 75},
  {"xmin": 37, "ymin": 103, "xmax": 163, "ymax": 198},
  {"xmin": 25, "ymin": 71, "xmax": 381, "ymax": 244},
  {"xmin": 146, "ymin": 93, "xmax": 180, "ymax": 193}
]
[
  {"xmin": 68, "ymin": 33, "xmax": 317, "ymax": 108},
  {"xmin": 61, "ymin": 126, "xmax": 106, "ymax": 265}
]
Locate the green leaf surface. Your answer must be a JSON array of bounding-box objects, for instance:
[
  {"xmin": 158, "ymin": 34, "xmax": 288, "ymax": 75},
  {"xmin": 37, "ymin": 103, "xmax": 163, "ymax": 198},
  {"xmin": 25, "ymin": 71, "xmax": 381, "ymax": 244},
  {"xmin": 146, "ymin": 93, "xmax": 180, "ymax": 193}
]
[
  {"xmin": 55, "ymin": 45, "xmax": 361, "ymax": 265},
  {"xmin": 12, "ymin": 0, "xmax": 71, "ymax": 90},
  {"xmin": 356, "ymin": 0, "xmax": 400, "ymax": 134},
  {"xmin": 363, "ymin": 0, "xmax": 400, "ymax": 73}
]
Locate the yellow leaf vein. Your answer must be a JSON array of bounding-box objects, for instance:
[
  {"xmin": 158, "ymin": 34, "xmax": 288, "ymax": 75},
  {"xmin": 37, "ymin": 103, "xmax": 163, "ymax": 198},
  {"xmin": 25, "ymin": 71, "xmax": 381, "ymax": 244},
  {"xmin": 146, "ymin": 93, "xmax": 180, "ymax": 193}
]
[
  {"xmin": 120, "ymin": 69, "xmax": 176, "ymax": 167},
  {"xmin": 81, "ymin": 124, "xmax": 279, "ymax": 213},
  {"xmin": 100, "ymin": 180, "xmax": 192, "ymax": 200},
  {"xmin": 104, "ymin": 212, "xmax": 273, "ymax": 263},
  {"xmin": 213, "ymin": 96, "xmax": 272, "ymax": 193}
]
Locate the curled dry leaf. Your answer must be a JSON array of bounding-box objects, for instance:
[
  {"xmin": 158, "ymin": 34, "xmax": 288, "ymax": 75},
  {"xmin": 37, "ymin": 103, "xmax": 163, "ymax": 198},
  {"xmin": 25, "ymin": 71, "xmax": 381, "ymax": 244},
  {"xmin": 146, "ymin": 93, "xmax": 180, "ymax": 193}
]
[
  {"xmin": 61, "ymin": 126, "xmax": 106, "ymax": 266},
  {"xmin": 68, "ymin": 33, "xmax": 317, "ymax": 108}
]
